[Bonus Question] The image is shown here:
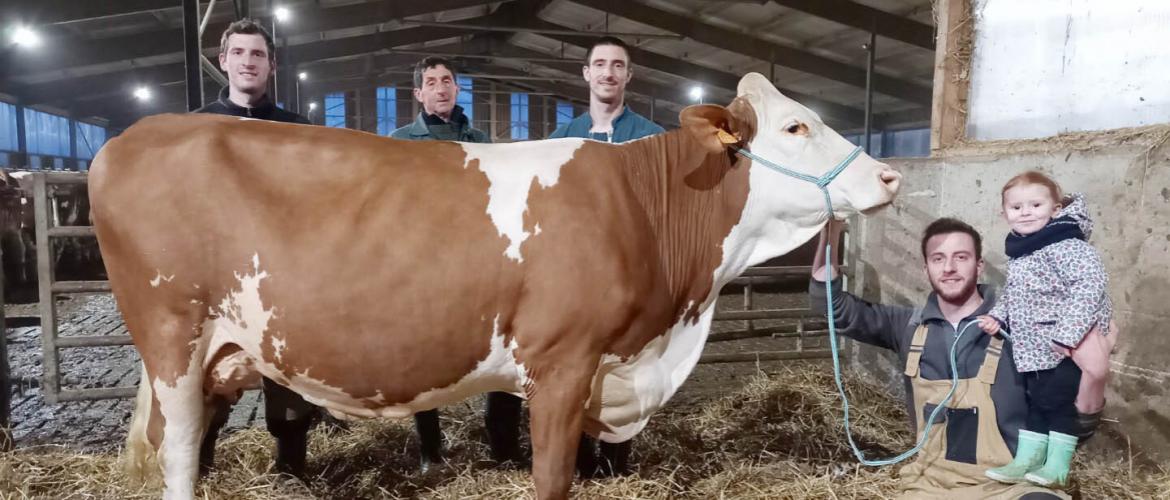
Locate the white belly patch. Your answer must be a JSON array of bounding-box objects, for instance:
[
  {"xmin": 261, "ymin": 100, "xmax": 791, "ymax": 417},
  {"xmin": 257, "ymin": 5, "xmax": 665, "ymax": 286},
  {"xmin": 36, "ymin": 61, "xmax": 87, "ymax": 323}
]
[{"xmin": 586, "ymin": 302, "xmax": 715, "ymax": 443}]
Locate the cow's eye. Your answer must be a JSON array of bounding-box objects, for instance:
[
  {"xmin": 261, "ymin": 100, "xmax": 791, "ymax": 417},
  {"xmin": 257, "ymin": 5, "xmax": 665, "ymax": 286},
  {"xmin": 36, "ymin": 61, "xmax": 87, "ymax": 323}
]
[{"xmin": 785, "ymin": 122, "xmax": 807, "ymax": 135}]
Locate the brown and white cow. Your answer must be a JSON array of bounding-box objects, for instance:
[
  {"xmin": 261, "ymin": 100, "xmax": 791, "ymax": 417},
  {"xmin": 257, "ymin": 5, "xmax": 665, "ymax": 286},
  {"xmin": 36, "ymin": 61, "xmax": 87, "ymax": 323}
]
[{"xmin": 89, "ymin": 73, "xmax": 900, "ymax": 499}]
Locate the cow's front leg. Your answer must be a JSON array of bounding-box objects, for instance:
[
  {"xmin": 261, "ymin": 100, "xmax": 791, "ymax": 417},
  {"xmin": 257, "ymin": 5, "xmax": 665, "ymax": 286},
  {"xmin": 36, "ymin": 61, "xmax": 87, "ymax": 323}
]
[{"xmin": 527, "ymin": 362, "xmax": 597, "ymax": 500}]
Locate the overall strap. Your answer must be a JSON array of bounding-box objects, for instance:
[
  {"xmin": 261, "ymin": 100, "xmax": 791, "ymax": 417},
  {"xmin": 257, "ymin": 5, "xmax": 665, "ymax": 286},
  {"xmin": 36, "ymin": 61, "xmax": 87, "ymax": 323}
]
[
  {"xmin": 977, "ymin": 336, "xmax": 1005, "ymax": 384},
  {"xmin": 904, "ymin": 323, "xmax": 930, "ymax": 377}
]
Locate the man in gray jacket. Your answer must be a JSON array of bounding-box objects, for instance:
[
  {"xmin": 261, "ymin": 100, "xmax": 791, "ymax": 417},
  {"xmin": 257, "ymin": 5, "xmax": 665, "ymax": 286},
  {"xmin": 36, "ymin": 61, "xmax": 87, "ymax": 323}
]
[{"xmin": 809, "ymin": 218, "xmax": 1110, "ymax": 499}]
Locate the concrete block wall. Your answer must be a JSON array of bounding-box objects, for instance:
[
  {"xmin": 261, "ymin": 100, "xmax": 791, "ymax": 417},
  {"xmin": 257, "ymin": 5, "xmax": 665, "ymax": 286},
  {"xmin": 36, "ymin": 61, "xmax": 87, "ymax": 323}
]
[{"xmin": 848, "ymin": 126, "xmax": 1170, "ymax": 461}]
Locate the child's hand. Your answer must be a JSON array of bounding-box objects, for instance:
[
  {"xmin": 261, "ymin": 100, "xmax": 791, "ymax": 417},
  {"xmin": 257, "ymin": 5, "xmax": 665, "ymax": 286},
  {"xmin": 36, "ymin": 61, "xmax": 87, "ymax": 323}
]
[{"xmin": 977, "ymin": 315, "xmax": 1001, "ymax": 335}]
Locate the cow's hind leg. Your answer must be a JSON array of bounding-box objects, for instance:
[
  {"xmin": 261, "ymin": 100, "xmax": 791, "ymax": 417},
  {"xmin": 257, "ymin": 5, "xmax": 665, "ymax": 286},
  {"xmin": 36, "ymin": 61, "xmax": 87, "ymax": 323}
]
[
  {"xmin": 127, "ymin": 312, "xmax": 210, "ymax": 500},
  {"xmin": 527, "ymin": 361, "xmax": 598, "ymax": 500},
  {"xmin": 124, "ymin": 362, "xmax": 162, "ymax": 487}
]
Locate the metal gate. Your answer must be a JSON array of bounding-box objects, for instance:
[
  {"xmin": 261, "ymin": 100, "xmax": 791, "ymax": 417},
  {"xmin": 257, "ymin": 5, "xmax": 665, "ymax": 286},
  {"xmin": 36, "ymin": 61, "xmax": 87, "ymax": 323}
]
[{"xmin": 27, "ymin": 172, "xmax": 133, "ymax": 404}]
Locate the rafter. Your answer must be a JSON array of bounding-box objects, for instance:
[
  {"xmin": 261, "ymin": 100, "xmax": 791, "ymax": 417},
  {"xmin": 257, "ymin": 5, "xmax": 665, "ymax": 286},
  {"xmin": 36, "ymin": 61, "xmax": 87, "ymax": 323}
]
[
  {"xmin": 564, "ymin": 0, "xmax": 932, "ymax": 105},
  {"xmin": 0, "ymin": 0, "xmax": 176, "ymax": 26},
  {"xmin": 768, "ymin": 0, "xmax": 935, "ymax": 50},
  {"xmin": 0, "ymin": 0, "xmax": 506, "ymax": 80}
]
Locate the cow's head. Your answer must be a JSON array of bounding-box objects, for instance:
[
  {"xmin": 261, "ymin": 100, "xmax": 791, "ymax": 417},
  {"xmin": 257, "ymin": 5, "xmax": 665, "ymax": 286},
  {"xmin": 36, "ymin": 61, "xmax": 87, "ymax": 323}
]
[{"xmin": 682, "ymin": 72, "xmax": 901, "ymax": 226}]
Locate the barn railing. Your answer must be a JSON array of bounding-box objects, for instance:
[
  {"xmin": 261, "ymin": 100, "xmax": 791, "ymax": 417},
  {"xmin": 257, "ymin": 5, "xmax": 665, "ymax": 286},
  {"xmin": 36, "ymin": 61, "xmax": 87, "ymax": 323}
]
[
  {"xmin": 27, "ymin": 172, "xmax": 133, "ymax": 404},
  {"xmin": 698, "ymin": 223, "xmax": 856, "ymax": 365}
]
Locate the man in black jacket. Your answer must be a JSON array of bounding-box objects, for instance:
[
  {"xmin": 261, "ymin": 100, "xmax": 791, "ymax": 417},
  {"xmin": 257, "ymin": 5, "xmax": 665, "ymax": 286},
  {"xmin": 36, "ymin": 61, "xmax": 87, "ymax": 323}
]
[
  {"xmin": 196, "ymin": 19, "xmax": 308, "ymax": 125},
  {"xmin": 194, "ymin": 18, "xmax": 315, "ymax": 479}
]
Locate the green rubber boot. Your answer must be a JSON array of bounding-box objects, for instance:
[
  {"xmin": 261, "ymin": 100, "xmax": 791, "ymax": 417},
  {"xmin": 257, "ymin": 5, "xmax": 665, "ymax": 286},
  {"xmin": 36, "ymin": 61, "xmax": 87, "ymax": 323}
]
[
  {"xmin": 1025, "ymin": 431, "xmax": 1078, "ymax": 487},
  {"xmin": 986, "ymin": 430, "xmax": 1049, "ymax": 483}
]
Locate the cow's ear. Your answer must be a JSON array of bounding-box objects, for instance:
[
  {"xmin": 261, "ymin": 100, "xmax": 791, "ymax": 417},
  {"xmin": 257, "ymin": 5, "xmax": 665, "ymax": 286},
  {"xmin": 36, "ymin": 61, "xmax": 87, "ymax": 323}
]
[
  {"xmin": 681, "ymin": 99, "xmax": 757, "ymax": 154},
  {"xmin": 681, "ymin": 105, "xmax": 734, "ymax": 154}
]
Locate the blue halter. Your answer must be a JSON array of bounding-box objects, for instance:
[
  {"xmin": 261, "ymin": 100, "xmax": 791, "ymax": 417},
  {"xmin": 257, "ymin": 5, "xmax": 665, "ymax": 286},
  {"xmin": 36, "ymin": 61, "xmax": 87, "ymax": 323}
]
[
  {"xmin": 732, "ymin": 144, "xmax": 976, "ymax": 467},
  {"xmin": 733, "ymin": 146, "xmax": 861, "ymax": 212}
]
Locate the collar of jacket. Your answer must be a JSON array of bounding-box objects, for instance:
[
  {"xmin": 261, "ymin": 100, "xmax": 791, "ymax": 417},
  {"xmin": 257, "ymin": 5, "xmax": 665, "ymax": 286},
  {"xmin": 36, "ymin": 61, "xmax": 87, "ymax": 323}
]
[
  {"xmin": 567, "ymin": 105, "xmax": 633, "ymax": 137},
  {"xmin": 408, "ymin": 105, "xmax": 470, "ymax": 139},
  {"xmin": 921, "ymin": 284, "xmax": 997, "ymax": 324},
  {"xmin": 215, "ymin": 86, "xmax": 277, "ymax": 119}
]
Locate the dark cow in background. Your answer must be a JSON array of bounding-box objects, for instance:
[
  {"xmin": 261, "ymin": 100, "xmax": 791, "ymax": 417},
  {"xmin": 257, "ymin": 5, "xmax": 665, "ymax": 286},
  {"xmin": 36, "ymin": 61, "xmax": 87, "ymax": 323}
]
[{"xmin": 1, "ymin": 170, "xmax": 105, "ymax": 303}]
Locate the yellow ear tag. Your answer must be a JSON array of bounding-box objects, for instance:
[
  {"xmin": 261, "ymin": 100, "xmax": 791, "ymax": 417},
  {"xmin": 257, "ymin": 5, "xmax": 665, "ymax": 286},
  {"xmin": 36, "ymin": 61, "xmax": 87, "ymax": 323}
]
[{"xmin": 716, "ymin": 129, "xmax": 739, "ymax": 145}]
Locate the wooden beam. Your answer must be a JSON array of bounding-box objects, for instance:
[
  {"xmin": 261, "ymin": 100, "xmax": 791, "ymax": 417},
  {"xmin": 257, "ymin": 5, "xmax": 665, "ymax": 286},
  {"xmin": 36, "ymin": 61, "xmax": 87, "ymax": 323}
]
[
  {"xmin": 0, "ymin": 0, "xmax": 176, "ymax": 26},
  {"xmin": 929, "ymin": 0, "xmax": 973, "ymax": 151},
  {"xmin": 768, "ymin": 0, "xmax": 935, "ymax": 50},
  {"xmin": 5, "ymin": 25, "xmax": 488, "ymax": 122},
  {"xmin": 567, "ymin": 0, "xmax": 932, "ymax": 106},
  {"xmin": 0, "ymin": 0, "xmax": 506, "ymax": 79},
  {"xmin": 9, "ymin": 63, "xmax": 187, "ymax": 107}
]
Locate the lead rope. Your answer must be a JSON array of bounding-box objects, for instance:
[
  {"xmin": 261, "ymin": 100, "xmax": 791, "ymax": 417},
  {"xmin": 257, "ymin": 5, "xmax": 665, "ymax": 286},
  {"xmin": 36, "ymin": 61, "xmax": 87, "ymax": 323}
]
[{"xmin": 732, "ymin": 144, "xmax": 978, "ymax": 466}]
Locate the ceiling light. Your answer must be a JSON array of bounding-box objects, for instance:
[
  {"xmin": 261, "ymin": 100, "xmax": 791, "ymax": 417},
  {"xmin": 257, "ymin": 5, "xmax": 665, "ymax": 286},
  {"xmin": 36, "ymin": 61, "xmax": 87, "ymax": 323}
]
[
  {"xmin": 689, "ymin": 85, "xmax": 704, "ymax": 102},
  {"xmin": 308, "ymin": 102, "xmax": 318, "ymax": 111},
  {"xmin": 273, "ymin": 7, "xmax": 291, "ymax": 22},
  {"xmin": 133, "ymin": 87, "xmax": 152, "ymax": 101},
  {"xmin": 11, "ymin": 26, "xmax": 41, "ymax": 48},
  {"xmin": 298, "ymin": 71, "xmax": 308, "ymax": 81}
]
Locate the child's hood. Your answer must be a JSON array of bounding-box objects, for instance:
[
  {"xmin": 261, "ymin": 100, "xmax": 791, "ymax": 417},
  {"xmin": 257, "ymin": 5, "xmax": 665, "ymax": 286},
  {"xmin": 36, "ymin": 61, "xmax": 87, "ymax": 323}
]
[{"xmin": 1057, "ymin": 192, "xmax": 1094, "ymax": 239}]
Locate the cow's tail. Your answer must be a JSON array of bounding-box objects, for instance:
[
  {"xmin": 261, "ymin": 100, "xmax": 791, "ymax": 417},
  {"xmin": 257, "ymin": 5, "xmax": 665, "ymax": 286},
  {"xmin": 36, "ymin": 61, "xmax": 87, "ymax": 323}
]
[{"xmin": 123, "ymin": 362, "xmax": 162, "ymax": 487}]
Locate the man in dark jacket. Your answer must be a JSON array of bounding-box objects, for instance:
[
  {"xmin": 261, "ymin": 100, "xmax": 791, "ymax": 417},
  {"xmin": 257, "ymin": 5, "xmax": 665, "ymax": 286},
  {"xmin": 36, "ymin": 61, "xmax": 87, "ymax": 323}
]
[
  {"xmin": 389, "ymin": 57, "xmax": 487, "ymax": 143},
  {"xmin": 390, "ymin": 57, "xmax": 524, "ymax": 474},
  {"xmin": 193, "ymin": 18, "xmax": 315, "ymax": 479},
  {"xmin": 809, "ymin": 218, "xmax": 1110, "ymax": 499},
  {"xmin": 196, "ymin": 19, "xmax": 308, "ymax": 125}
]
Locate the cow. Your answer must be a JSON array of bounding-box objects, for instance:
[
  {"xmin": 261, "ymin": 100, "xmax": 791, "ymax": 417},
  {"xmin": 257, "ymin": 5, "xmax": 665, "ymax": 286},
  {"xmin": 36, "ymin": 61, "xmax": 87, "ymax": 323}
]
[
  {"xmin": 89, "ymin": 72, "xmax": 900, "ymax": 500},
  {"xmin": 1, "ymin": 172, "xmax": 35, "ymax": 294}
]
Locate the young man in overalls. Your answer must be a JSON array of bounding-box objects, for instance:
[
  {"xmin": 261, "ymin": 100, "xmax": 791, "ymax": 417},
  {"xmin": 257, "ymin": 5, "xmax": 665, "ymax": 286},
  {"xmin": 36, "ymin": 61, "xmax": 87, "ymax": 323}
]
[{"xmin": 809, "ymin": 218, "xmax": 1115, "ymax": 499}]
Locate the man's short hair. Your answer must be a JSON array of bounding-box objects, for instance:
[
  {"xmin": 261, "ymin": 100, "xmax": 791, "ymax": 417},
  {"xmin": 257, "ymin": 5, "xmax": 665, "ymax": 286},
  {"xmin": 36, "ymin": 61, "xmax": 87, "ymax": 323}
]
[
  {"xmin": 219, "ymin": 19, "xmax": 276, "ymax": 62},
  {"xmin": 584, "ymin": 36, "xmax": 631, "ymax": 65},
  {"xmin": 413, "ymin": 57, "xmax": 457, "ymax": 89},
  {"xmin": 920, "ymin": 217, "xmax": 983, "ymax": 261}
]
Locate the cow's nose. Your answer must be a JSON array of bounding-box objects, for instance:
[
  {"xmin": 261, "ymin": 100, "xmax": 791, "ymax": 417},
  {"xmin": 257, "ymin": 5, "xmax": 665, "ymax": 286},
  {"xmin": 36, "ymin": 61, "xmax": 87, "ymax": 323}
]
[{"xmin": 879, "ymin": 167, "xmax": 901, "ymax": 193}]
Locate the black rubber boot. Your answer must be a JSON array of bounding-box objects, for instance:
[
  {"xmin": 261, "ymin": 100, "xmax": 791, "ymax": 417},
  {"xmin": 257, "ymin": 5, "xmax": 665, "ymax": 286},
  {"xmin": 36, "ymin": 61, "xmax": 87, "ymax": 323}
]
[
  {"xmin": 268, "ymin": 414, "xmax": 312, "ymax": 478},
  {"xmin": 414, "ymin": 409, "xmax": 444, "ymax": 473},
  {"xmin": 484, "ymin": 392, "xmax": 526, "ymax": 465},
  {"xmin": 263, "ymin": 378, "xmax": 317, "ymax": 479},
  {"xmin": 576, "ymin": 434, "xmax": 599, "ymax": 478},
  {"xmin": 597, "ymin": 440, "xmax": 633, "ymax": 477},
  {"xmin": 198, "ymin": 398, "xmax": 231, "ymax": 477}
]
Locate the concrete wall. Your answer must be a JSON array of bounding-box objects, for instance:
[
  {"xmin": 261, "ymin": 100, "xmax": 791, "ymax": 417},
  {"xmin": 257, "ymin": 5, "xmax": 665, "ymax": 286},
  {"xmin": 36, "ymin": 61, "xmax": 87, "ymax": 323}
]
[
  {"xmin": 967, "ymin": 0, "xmax": 1170, "ymax": 141},
  {"xmin": 848, "ymin": 125, "xmax": 1170, "ymax": 461}
]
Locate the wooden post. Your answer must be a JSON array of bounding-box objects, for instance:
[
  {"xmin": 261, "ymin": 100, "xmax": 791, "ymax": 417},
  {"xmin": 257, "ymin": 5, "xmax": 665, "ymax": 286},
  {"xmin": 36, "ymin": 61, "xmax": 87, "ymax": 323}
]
[
  {"xmin": 32, "ymin": 174, "xmax": 60, "ymax": 404},
  {"xmin": 1, "ymin": 241, "xmax": 11, "ymax": 451},
  {"xmin": 930, "ymin": 0, "xmax": 974, "ymax": 151}
]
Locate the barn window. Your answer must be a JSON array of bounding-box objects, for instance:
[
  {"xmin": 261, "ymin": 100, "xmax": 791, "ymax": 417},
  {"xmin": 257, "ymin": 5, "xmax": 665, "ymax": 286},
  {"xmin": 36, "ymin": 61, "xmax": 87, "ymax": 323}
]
[
  {"xmin": 376, "ymin": 86, "xmax": 396, "ymax": 136},
  {"xmin": 75, "ymin": 121, "xmax": 106, "ymax": 161},
  {"xmin": 456, "ymin": 76, "xmax": 474, "ymax": 123},
  {"xmin": 24, "ymin": 108, "xmax": 71, "ymax": 162},
  {"xmin": 556, "ymin": 100, "xmax": 574, "ymax": 127},
  {"xmin": 324, "ymin": 92, "xmax": 346, "ymax": 128},
  {"xmin": 510, "ymin": 93, "xmax": 529, "ymax": 140},
  {"xmin": 0, "ymin": 101, "xmax": 17, "ymax": 154}
]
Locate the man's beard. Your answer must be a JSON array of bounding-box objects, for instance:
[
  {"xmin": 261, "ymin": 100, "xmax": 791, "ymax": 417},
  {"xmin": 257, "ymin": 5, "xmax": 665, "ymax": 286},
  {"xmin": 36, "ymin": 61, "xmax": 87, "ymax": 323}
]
[{"xmin": 934, "ymin": 278, "xmax": 978, "ymax": 303}]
